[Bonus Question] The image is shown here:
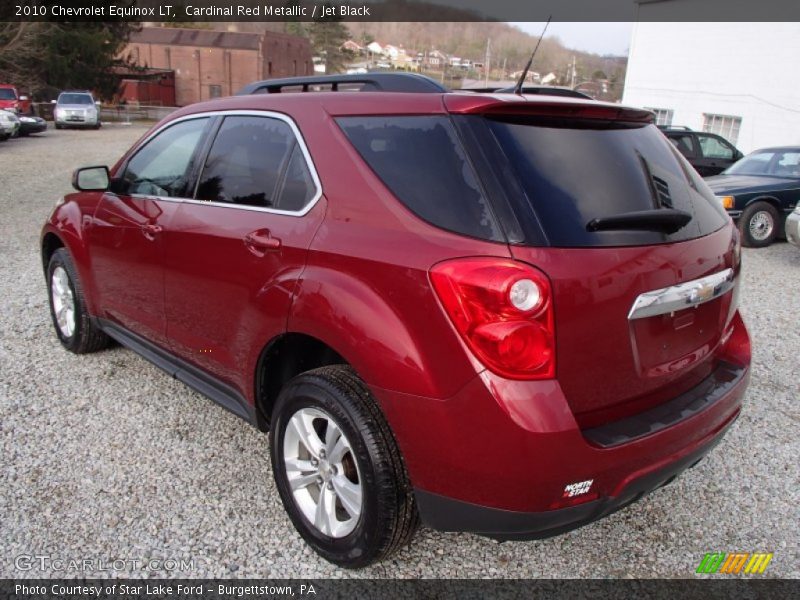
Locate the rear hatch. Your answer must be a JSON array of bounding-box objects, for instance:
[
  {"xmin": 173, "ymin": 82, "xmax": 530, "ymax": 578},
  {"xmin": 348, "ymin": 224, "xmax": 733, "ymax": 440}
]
[{"xmin": 450, "ymin": 98, "xmax": 739, "ymax": 427}]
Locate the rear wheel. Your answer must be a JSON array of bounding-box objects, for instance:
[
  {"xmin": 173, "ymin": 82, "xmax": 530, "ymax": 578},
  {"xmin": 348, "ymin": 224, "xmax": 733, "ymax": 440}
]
[
  {"xmin": 739, "ymin": 201, "xmax": 779, "ymax": 247},
  {"xmin": 270, "ymin": 365, "xmax": 418, "ymax": 568},
  {"xmin": 47, "ymin": 248, "xmax": 110, "ymax": 353}
]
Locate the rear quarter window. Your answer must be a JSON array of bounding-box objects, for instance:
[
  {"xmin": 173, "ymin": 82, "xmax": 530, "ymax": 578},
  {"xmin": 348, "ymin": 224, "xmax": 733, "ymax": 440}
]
[{"xmin": 337, "ymin": 116, "xmax": 503, "ymax": 242}]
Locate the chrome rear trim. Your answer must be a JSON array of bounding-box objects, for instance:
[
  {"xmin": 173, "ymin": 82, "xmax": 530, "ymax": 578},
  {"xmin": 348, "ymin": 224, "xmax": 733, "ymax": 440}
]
[{"xmin": 628, "ymin": 268, "xmax": 735, "ymax": 320}]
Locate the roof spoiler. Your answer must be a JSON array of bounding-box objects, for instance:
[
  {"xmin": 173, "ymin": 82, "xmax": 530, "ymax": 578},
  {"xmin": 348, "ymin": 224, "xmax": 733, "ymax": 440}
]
[
  {"xmin": 444, "ymin": 95, "xmax": 654, "ymax": 124},
  {"xmin": 238, "ymin": 73, "xmax": 448, "ymax": 95}
]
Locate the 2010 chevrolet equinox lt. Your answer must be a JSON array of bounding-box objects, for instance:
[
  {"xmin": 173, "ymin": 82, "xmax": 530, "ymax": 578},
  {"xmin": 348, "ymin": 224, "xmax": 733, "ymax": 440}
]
[{"xmin": 41, "ymin": 73, "xmax": 751, "ymax": 567}]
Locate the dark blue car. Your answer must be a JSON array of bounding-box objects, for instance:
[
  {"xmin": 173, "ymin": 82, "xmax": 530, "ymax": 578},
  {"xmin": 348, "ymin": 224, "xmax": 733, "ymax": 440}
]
[{"xmin": 706, "ymin": 146, "xmax": 800, "ymax": 247}]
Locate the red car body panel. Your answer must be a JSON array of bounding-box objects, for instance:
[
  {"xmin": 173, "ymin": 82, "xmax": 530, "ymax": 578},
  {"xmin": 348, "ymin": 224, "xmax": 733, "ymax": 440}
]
[
  {"xmin": 41, "ymin": 88, "xmax": 751, "ymax": 535},
  {"xmin": 163, "ymin": 197, "xmax": 328, "ymax": 392}
]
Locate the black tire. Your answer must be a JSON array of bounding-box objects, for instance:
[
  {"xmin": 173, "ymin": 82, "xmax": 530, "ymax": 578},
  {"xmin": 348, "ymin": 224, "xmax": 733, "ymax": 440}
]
[
  {"xmin": 94, "ymin": 122, "xmax": 101, "ymax": 130},
  {"xmin": 55, "ymin": 123, "xmax": 63, "ymax": 130},
  {"xmin": 739, "ymin": 201, "xmax": 780, "ymax": 247},
  {"xmin": 46, "ymin": 248, "xmax": 110, "ymax": 354},
  {"xmin": 270, "ymin": 365, "xmax": 418, "ymax": 568}
]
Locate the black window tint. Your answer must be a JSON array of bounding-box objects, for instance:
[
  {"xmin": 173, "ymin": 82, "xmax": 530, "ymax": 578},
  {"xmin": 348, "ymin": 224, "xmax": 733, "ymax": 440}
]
[
  {"xmin": 486, "ymin": 118, "xmax": 727, "ymax": 247},
  {"xmin": 196, "ymin": 116, "xmax": 294, "ymax": 208},
  {"xmin": 276, "ymin": 145, "xmax": 316, "ymax": 211},
  {"xmin": 121, "ymin": 117, "xmax": 208, "ymax": 197},
  {"xmin": 668, "ymin": 133, "xmax": 696, "ymax": 158},
  {"xmin": 337, "ymin": 116, "xmax": 502, "ymax": 241}
]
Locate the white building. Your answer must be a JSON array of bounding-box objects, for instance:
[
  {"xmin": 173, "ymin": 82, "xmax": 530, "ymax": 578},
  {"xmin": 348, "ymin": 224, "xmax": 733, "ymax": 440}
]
[{"xmin": 623, "ymin": 22, "xmax": 800, "ymax": 153}]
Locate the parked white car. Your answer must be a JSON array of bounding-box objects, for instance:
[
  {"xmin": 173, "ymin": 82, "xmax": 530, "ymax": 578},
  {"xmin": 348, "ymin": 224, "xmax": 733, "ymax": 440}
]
[
  {"xmin": 785, "ymin": 203, "xmax": 800, "ymax": 248},
  {"xmin": 0, "ymin": 109, "xmax": 20, "ymax": 140}
]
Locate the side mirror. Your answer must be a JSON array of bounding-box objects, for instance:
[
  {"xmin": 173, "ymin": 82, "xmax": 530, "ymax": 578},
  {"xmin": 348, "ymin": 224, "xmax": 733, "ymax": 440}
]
[
  {"xmin": 95, "ymin": 101, "xmax": 101, "ymax": 106},
  {"xmin": 50, "ymin": 99, "xmax": 56, "ymax": 104},
  {"xmin": 72, "ymin": 166, "xmax": 110, "ymax": 192},
  {"xmin": 19, "ymin": 95, "xmax": 28, "ymax": 101}
]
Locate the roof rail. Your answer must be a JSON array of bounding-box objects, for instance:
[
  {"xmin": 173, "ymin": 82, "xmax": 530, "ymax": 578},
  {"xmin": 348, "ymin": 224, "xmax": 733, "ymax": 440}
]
[
  {"xmin": 237, "ymin": 73, "xmax": 449, "ymax": 95},
  {"xmin": 658, "ymin": 125, "xmax": 692, "ymax": 131}
]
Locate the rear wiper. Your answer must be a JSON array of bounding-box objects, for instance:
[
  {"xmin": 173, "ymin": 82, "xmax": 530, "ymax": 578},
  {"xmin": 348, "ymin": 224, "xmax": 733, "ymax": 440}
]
[{"xmin": 586, "ymin": 209, "xmax": 692, "ymax": 234}]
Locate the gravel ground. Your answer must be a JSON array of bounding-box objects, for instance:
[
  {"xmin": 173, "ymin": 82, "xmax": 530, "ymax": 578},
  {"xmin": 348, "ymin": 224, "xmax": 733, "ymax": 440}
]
[{"xmin": 0, "ymin": 126, "xmax": 798, "ymax": 579}]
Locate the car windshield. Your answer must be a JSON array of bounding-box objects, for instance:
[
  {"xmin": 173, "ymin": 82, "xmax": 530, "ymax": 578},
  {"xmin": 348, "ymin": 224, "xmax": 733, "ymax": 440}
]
[
  {"xmin": 725, "ymin": 150, "xmax": 800, "ymax": 177},
  {"xmin": 0, "ymin": 89, "xmax": 16, "ymax": 100},
  {"xmin": 58, "ymin": 94, "xmax": 93, "ymax": 105}
]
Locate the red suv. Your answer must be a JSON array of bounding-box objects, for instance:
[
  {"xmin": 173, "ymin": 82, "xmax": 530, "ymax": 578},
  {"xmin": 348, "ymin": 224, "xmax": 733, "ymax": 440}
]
[
  {"xmin": 0, "ymin": 84, "xmax": 31, "ymax": 114},
  {"xmin": 41, "ymin": 74, "xmax": 751, "ymax": 567}
]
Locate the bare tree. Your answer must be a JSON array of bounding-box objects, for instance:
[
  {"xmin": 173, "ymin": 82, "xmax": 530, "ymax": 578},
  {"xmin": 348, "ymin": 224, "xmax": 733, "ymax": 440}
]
[{"xmin": 0, "ymin": 22, "xmax": 53, "ymax": 93}]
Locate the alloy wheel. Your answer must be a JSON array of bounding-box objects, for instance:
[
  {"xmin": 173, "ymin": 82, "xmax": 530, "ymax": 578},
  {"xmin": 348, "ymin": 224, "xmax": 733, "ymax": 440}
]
[
  {"xmin": 51, "ymin": 266, "xmax": 76, "ymax": 338},
  {"xmin": 282, "ymin": 407, "xmax": 363, "ymax": 538},
  {"xmin": 749, "ymin": 210, "xmax": 775, "ymax": 241}
]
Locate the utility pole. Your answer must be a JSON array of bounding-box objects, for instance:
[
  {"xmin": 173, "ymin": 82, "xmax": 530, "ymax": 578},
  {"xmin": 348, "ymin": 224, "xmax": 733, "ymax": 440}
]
[
  {"xmin": 570, "ymin": 55, "xmax": 576, "ymax": 88},
  {"xmin": 484, "ymin": 38, "xmax": 491, "ymax": 87}
]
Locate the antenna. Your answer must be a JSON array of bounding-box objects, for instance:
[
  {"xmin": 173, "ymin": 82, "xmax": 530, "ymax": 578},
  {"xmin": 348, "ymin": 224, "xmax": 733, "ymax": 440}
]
[{"xmin": 513, "ymin": 16, "xmax": 552, "ymax": 95}]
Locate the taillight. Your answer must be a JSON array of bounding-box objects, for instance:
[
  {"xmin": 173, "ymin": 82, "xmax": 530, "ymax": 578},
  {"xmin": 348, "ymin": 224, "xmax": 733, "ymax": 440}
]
[{"xmin": 430, "ymin": 258, "xmax": 555, "ymax": 380}]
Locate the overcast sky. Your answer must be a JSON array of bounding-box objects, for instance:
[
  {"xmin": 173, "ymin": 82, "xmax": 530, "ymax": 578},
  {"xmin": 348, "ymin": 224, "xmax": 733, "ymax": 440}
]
[{"xmin": 512, "ymin": 22, "xmax": 634, "ymax": 56}]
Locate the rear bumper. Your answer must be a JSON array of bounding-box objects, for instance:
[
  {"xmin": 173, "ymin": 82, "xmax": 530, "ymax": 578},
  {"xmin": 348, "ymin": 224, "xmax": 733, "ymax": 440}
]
[
  {"xmin": 414, "ymin": 407, "xmax": 738, "ymax": 540},
  {"xmin": 373, "ymin": 312, "xmax": 750, "ymax": 536}
]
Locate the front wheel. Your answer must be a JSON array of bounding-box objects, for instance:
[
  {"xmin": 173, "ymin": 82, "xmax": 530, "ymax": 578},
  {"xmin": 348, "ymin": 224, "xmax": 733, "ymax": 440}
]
[
  {"xmin": 270, "ymin": 366, "xmax": 418, "ymax": 568},
  {"xmin": 739, "ymin": 201, "xmax": 779, "ymax": 247},
  {"xmin": 47, "ymin": 248, "xmax": 110, "ymax": 353}
]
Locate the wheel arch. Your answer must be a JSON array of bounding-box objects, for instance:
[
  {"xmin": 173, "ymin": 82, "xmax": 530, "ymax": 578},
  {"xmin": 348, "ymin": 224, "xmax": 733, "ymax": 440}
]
[
  {"xmin": 254, "ymin": 332, "xmax": 348, "ymax": 431},
  {"xmin": 743, "ymin": 195, "xmax": 782, "ymax": 212},
  {"xmin": 41, "ymin": 231, "xmax": 65, "ymax": 273}
]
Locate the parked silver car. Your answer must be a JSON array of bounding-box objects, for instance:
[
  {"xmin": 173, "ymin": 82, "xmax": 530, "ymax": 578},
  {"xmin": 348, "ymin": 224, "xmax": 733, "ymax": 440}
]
[
  {"xmin": 53, "ymin": 91, "xmax": 101, "ymax": 129},
  {"xmin": 786, "ymin": 203, "xmax": 800, "ymax": 248}
]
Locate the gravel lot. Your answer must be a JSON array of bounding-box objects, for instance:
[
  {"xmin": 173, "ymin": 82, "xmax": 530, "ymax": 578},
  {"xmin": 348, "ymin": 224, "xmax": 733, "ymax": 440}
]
[{"xmin": 0, "ymin": 126, "xmax": 798, "ymax": 579}]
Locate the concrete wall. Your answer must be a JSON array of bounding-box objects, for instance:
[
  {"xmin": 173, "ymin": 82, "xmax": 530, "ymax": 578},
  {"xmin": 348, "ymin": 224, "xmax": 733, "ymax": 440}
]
[{"xmin": 623, "ymin": 22, "xmax": 800, "ymax": 154}]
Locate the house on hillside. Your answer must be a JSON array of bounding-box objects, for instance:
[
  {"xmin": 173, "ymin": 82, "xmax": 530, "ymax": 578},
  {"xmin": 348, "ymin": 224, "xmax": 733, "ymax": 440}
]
[
  {"xmin": 623, "ymin": 18, "xmax": 800, "ymax": 152},
  {"xmin": 366, "ymin": 41, "xmax": 384, "ymax": 56},
  {"xmin": 422, "ymin": 49, "xmax": 448, "ymax": 68},
  {"xmin": 341, "ymin": 40, "xmax": 364, "ymax": 54}
]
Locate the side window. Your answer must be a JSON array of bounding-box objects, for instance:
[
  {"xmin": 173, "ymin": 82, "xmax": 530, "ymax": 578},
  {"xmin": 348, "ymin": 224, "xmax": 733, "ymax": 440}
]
[
  {"xmin": 120, "ymin": 118, "xmax": 208, "ymax": 197},
  {"xmin": 667, "ymin": 134, "xmax": 696, "ymax": 158},
  {"xmin": 697, "ymin": 134, "xmax": 734, "ymax": 159},
  {"xmin": 337, "ymin": 116, "xmax": 502, "ymax": 241},
  {"xmin": 772, "ymin": 151, "xmax": 800, "ymax": 177},
  {"xmin": 276, "ymin": 145, "xmax": 317, "ymax": 211},
  {"xmin": 195, "ymin": 115, "xmax": 296, "ymax": 209}
]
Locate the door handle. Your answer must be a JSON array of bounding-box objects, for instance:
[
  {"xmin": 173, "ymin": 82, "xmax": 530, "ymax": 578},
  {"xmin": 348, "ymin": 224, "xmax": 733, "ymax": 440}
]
[
  {"xmin": 244, "ymin": 230, "xmax": 281, "ymax": 254},
  {"xmin": 141, "ymin": 222, "xmax": 162, "ymax": 240}
]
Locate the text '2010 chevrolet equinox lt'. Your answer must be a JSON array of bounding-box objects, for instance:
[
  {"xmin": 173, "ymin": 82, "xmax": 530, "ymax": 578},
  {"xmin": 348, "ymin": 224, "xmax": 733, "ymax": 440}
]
[{"xmin": 41, "ymin": 73, "xmax": 751, "ymax": 567}]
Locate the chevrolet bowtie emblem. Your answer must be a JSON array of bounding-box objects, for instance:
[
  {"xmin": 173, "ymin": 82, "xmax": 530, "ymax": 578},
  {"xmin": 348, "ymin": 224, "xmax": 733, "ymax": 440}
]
[{"xmin": 689, "ymin": 283, "xmax": 716, "ymax": 304}]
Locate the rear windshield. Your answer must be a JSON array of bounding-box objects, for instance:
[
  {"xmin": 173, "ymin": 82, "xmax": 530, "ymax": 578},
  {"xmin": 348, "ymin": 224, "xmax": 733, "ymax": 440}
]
[
  {"xmin": 58, "ymin": 94, "xmax": 93, "ymax": 105},
  {"xmin": 484, "ymin": 117, "xmax": 728, "ymax": 247},
  {"xmin": 337, "ymin": 116, "xmax": 503, "ymax": 242}
]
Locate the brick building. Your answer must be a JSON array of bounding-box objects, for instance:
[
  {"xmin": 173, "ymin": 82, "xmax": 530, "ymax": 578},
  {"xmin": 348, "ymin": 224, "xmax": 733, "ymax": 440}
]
[{"xmin": 126, "ymin": 27, "xmax": 313, "ymax": 106}]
